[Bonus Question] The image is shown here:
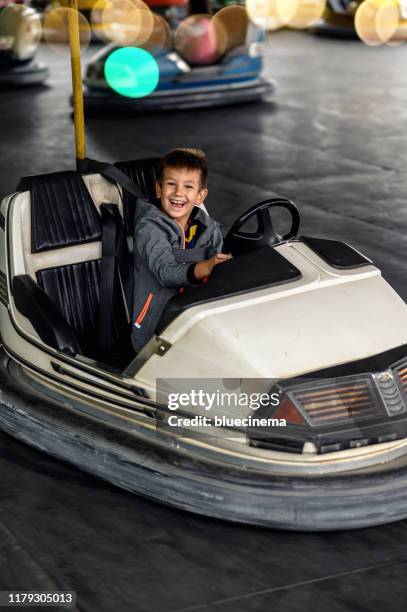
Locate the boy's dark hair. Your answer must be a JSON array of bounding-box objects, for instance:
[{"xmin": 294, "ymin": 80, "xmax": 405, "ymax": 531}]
[{"xmin": 158, "ymin": 148, "xmax": 208, "ymax": 187}]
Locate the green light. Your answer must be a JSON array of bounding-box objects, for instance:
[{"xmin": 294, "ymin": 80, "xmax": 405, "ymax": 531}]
[{"xmin": 104, "ymin": 47, "xmax": 159, "ymax": 99}]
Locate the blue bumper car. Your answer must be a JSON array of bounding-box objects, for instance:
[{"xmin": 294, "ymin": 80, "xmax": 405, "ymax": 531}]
[{"xmin": 83, "ymin": 8, "xmax": 274, "ymax": 111}]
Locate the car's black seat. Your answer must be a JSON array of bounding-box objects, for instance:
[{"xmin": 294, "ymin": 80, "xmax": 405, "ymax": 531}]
[
  {"xmin": 11, "ymin": 158, "xmax": 160, "ymax": 367},
  {"xmin": 114, "ymin": 157, "xmax": 160, "ymax": 235}
]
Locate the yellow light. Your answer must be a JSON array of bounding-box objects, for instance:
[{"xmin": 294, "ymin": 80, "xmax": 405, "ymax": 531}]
[
  {"xmin": 43, "ymin": 7, "xmax": 91, "ymax": 55},
  {"xmin": 90, "ymin": 0, "xmax": 110, "ymax": 42},
  {"xmin": 276, "ymin": 0, "xmax": 300, "ymax": 25},
  {"xmin": 143, "ymin": 13, "xmax": 172, "ymax": 54},
  {"xmin": 100, "ymin": 0, "xmax": 154, "ymax": 47},
  {"xmin": 376, "ymin": 0, "xmax": 400, "ymax": 42},
  {"xmin": 212, "ymin": 5, "xmax": 247, "ymax": 54},
  {"xmin": 288, "ymin": 0, "xmax": 327, "ymax": 29},
  {"xmin": 355, "ymin": 0, "xmax": 401, "ymax": 45},
  {"xmin": 246, "ymin": 0, "xmax": 283, "ymax": 31},
  {"xmin": 246, "ymin": 0, "xmax": 325, "ymax": 31},
  {"xmin": 355, "ymin": 0, "xmax": 383, "ymax": 45}
]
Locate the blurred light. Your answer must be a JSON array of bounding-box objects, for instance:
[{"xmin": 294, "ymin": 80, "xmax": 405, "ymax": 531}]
[
  {"xmin": 90, "ymin": 0, "xmax": 110, "ymax": 42},
  {"xmin": 43, "ymin": 7, "xmax": 91, "ymax": 55},
  {"xmin": 246, "ymin": 0, "xmax": 284, "ymax": 31},
  {"xmin": 247, "ymin": 0, "xmax": 326, "ymax": 31},
  {"xmin": 355, "ymin": 0, "xmax": 383, "ymax": 45},
  {"xmin": 143, "ymin": 13, "xmax": 172, "ymax": 54},
  {"xmin": 355, "ymin": 0, "xmax": 401, "ymax": 45},
  {"xmin": 212, "ymin": 5, "xmax": 247, "ymax": 53},
  {"xmin": 99, "ymin": 0, "xmax": 154, "ymax": 46},
  {"xmin": 174, "ymin": 14, "xmax": 222, "ymax": 65},
  {"xmin": 104, "ymin": 46, "xmax": 159, "ymax": 97},
  {"xmin": 288, "ymin": 0, "xmax": 326, "ymax": 29},
  {"xmin": 376, "ymin": 0, "xmax": 400, "ymax": 42},
  {"xmin": 276, "ymin": 0, "xmax": 300, "ymax": 25},
  {"xmin": 385, "ymin": 32, "xmax": 405, "ymax": 46}
]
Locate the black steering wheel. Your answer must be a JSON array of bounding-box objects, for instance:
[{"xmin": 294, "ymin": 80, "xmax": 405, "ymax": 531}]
[{"xmin": 223, "ymin": 198, "xmax": 301, "ymax": 256}]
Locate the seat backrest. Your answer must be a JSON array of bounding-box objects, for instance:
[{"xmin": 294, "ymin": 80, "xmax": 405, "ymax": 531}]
[
  {"xmin": 15, "ymin": 170, "xmax": 125, "ymax": 360},
  {"xmin": 12, "ymin": 159, "xmax": 161, "ymax": 363},
  {"xmin": 114, "ymin": 157, "xmax": 161, "ymax": 235}
]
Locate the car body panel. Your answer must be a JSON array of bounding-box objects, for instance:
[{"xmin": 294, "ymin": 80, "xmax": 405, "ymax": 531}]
[{"xmin": 134, "ymin": 242, "xmax": 407, "ymax": 386}]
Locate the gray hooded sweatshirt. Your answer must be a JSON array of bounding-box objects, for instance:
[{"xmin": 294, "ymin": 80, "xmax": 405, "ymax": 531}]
[{"xmin": 131, "ymin": 199, "xmax": 223, "ymax": 352}]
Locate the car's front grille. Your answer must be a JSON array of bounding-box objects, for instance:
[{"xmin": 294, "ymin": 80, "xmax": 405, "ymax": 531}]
[{"xmin": 292, "ymin": 379, "xmax": 377, "ymax": 425}]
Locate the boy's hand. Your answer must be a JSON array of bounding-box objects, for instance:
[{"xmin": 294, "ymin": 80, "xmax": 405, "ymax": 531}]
[{"xmin": 194, "ymin": 253, "xmax": 233, "ymax": 281}]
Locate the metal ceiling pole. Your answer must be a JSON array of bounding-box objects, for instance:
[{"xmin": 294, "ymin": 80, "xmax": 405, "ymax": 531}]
[{"xmin": 67, "ymin": 0, "xmax": 86, "ymax": 164}]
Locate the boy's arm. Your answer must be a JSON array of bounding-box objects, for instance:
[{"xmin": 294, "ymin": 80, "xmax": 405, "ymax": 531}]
[
  {"xmin": 191, "ymin": 225, "xmax": 229, "ymax": 280},
  {"xmin": 135, "ymin": 219, "xmax": 194, "ymax": 288}
]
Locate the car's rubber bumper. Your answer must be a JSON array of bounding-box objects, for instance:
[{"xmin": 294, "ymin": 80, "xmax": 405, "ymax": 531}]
[
  {"xmin": 0, "ymin": 61, "xmax": 49, "ymax": 86},
  {"xmin": 82, "ymin": 78, "xmax": 275, "ymax": 111},
  {"xmin": 2, "ymin": 349, "xmax": 407, "ymax": 531}
]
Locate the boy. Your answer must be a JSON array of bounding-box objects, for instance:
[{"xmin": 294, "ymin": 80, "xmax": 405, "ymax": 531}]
[{"xmin": 131, "ymin": 148, "xmax": 231, "ymax": 352}]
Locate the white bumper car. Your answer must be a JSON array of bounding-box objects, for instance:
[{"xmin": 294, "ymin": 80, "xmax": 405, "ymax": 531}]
[
  {"xmin": 1, "ymin": 157, "xmax": 407, "ymax": 530},
  {"xmin": 0, "ymin": 3, "xmax": 48, "ymax": 86}
]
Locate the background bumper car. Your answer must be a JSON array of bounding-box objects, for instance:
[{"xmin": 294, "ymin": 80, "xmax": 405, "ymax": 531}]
[
  {"xmin": 82, "ymin": 3, "xmax": 274, "ymax": 111},
  {"xmin": 2, "ymin": 159, "xmax": 407, "ymax": 530},
  {"xmin": 313, "ymin": 0, "xmax": 359, "ymax": 37},
  {"xmin": 314, "ymin": 0, "xmax": 407, "ymax": 40},
  {"xmin": 0, "ymin": 2, "xmax": 48, "ymax": 85}
]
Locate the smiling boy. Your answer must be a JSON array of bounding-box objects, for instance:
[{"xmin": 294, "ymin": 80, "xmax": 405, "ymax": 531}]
[{"xmin": 131, "ymin": 148, "xmax": 231, "ymax": 352}]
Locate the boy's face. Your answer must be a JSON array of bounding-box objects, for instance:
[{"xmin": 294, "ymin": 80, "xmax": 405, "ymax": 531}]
[{"xmin": 156, "ymin": 166, "xmax": 208, "ymax": 228}]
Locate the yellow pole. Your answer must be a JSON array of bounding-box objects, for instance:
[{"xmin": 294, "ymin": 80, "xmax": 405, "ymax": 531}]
[{"xmin": 67, "ymin": 0, "xmax": 86, "ymax": 163}]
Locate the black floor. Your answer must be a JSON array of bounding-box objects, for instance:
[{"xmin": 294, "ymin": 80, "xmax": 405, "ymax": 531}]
[{"xmin": 1, "ymin": 31, "xmax": 407, "ymax": 611}]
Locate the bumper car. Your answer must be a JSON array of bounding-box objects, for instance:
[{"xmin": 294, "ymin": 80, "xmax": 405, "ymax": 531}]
[
  {"xmin": 2, "ymin": 157, "xmax": 407, "ymax": 531},
  {"xmin": 3, "ymin": 2, "xmax": 407, "ymax": 533},
  {"xmin": 314, "ymin": 0, "xmax": 407, "ymax": 40},
  {"xmin": 82, "ymin": 4, "xmax": 274, "ymax": 111},
  {"xmin": 313, "ymin": 0, "xmax": 359, "ymax": 37},
  {"xmin": 0, "ymin": 2, "xmax": 48, "ymax": 86}
]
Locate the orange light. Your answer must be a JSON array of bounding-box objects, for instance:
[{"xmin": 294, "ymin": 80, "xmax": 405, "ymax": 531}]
[{"xmin": 273, "ymin": 397, "xmax": 305, "ymax": 424}]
